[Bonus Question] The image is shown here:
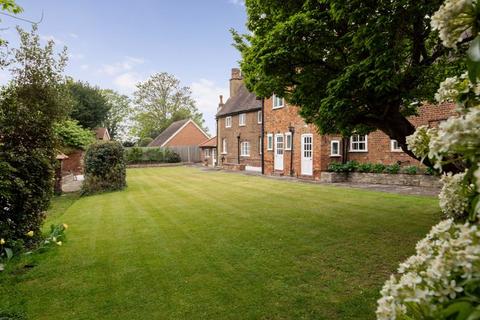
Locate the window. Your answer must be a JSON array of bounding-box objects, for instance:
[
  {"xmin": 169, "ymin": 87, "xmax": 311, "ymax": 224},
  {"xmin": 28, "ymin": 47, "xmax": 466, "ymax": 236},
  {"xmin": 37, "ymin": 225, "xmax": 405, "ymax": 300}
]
[
  {"xmin": 391, "ymin": 139, "xmax": 402, "ymax": 152},
  {"xmin": 259, "ymin": 136, "xmax": 262, "ymax": 154},
  {"xmin": 205, "ymin": 149, "xmax": 211, "ymax": 157},
  {"xmin": 350, "ymin": 135, "xmax": 368, "ymax": 152},
  {"xmin": 225, "ymin": 116, "xmax": 232, "ymax": 128},
  {"xmin": 285, "ymin": 132, "xmax": 292, "ymax": 150},
  {"xmin": 330, "ymin": 140, "xmax": 340, "ymax": 156},
  {"xmin": 222, "ymin": 138, "xmax": 227, "ymax": 154},
  {"xmin": 273, "ymin": 94, "xmax": 284, "ymax": 109},
  {"xmin": 267, "ymin": 133, "xmax": 273, "ymax": 150},
  {"xmin": 240, "ymin": 141, "xmax": 250, "ymax": 156},
  {"xmin": 257, "ymin": 111, "xmax": 262, "ymax": 124},
  {"xmin": 239, "ymin": 113, "xmax": 246, "ymax": 126}
]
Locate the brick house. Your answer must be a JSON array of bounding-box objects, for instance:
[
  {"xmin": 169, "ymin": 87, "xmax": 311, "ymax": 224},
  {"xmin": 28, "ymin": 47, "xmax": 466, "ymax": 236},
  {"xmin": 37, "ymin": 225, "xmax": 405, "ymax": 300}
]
[
  {"xmin": 216, "ymin": 69, "xmax": 263, "ymax": 172},
  {"xmin": 148, "ymin": 119, "xmax": 210, "ymax": 148},
  {"xmin": 199, "ymin": 136, "xmax": 217, "ymax": 167},
  {"xmin": 95, "ymin": 127, "xmax": 111, "ymax": 141}
]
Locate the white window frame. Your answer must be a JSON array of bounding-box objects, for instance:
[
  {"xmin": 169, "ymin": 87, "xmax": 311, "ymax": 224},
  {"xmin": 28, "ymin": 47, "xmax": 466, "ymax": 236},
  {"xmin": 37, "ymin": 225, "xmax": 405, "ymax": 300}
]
[
  {"xmin": 272, "ymin": 94, "xmax": 284, "ymax": 109},
  {"xmin": 330, "ymin": 140, "xmax": 341, "ymax": 156},
  {"xmin": 222, "ymin": 138, "xmax": 227, "ymax": 154},
  {"xmin": 225, "ymin": 116, "xmax": 232, "ymax": 128},
  {"xmin": 350, "ymin": 135, "xmax": 368, "ymax": 152},
  {"xmin": 285, "ymin": 132, "xmax": 292, "ymax": 150},
  {"xmin": 390, "ymin": 139, "xmax": 402, "ymax": 152},
  {"xmin": 239, "ymin": 113, "xmax": 246, "ymax": 126},
  {"xmin": 267, "ymin": 133, "xmax": 273, "ymax": 151},
  {"xmin": 257, "ymin": 110, "xmax": 262, "ymax": 124},
  {"xmin": 240, "ymin": 141, "xmax": 250, "ymax": 157},
  {"xmin": 205, "ymin": 149, "xmax": 211, "ymax": 158},
  {"xmin": 259, "ymin": 136, "xmax": 262, "ymax": 154}
]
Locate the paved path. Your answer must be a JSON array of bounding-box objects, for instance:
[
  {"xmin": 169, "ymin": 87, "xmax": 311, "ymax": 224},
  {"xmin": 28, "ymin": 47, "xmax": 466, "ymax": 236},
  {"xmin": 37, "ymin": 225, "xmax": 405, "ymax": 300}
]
[
  {"xmin": 198, "ymin": 166, "xmax": 439, "ymax": 197},
  {"xmin": 62, "ymin": 175, "xmax": 83, "ymax": 193}
]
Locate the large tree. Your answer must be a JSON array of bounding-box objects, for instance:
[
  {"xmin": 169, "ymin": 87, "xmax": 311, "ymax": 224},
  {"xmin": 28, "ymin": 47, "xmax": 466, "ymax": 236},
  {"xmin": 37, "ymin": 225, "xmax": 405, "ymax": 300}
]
[
  {"xmin": 68, "ymin": 80, "xmax": 110, "ymax": 130},
  {"xmin": 132, "ymin": 72, "xmax": 206, "ymax": 139},
  {"xmin": 233, "ymin": 0, "xmax": 466, "ymax": 162},
  {"xmin": 101, "ymin": 89, "xmax": 131, "ymax": 140}
]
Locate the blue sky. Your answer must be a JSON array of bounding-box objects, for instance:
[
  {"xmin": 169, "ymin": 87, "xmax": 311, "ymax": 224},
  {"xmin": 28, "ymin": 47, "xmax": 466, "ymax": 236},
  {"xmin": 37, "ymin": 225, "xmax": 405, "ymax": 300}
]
[{"xmin": 1, "ymin": 0, "xmax": 248, "ymax": 133}]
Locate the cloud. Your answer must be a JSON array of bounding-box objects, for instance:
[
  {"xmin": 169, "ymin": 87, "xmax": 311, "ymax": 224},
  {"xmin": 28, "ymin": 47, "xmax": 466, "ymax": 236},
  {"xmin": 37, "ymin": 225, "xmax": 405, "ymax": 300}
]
[
  {"xmin": 113, "ymin": 72, "xmax": 143, "ymax": 94},
  {"xmin": 98, "ymin": 56, "xmax": 145, "ymax": 76},
  {"xmin": 190, "ymin": 79, "xmax": 228, "ymax": 132},
  {"xmin": 229, "ymin": 0, "xmax": 245, "ymax": 6},
  {"xmin": 69, "ymin": 33, "xmax": 79, "ymax": 39},
  {"xmin": 80, "ymin": 64, "xmax": 89, "ymax": 70},
  {"xmin": 40, "ymin": 34, "xmax": 64, "ymax": 45},
  {"xmin": 68, "ymin": 53, "xmax": 85, "ymax": 60}
]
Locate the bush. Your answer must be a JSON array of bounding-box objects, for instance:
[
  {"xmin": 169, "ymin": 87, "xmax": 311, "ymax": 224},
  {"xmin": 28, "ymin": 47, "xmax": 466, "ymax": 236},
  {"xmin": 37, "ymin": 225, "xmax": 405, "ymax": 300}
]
[
  {"xmin": 82, "ymin": 142, "xmax": 126, "ymax": 195},
  {"xmin": 53, "ymin": 119, "xmax": 95, "ymax": 151},
  {"xmin": 357, "ymin": 163, "xmax": 373, "ymax": 173},
  {"xmin": 371, "ymin": 163, "xmax": 386, "ymax": 173},
  {"xmin": 137, "ymin": 137, "xmax": 153, "ymax": 147},
  {"xmin": 383, "ymin": 163, "xmax": 401, "ymax": 174},
  {"xmin": 403, "ymin": 166, "xmax": 419, "ymax": 175},
  {"xmin": 124, "ymin": 147, "xmax": 181, "ymax": 164}
]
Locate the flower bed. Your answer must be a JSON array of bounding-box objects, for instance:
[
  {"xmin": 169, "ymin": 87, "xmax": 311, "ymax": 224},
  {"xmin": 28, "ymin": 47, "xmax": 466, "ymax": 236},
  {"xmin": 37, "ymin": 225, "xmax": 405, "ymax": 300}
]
[{"xmin": 320, "ymin": 172, "xmax": 441, "ymax": 188}]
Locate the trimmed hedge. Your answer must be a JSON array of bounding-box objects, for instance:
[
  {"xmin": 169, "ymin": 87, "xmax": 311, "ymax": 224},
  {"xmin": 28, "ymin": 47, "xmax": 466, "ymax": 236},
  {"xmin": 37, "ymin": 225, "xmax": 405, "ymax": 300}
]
[
  {"xmin": 327, "ymin": 161, "xmax": 428, "ymax": 175},
  {"xmin": 82, "ymin": 142, "xmax": 127, "ymax": 195},
  {"xmin": 124, "ymin": 147, "xmax": 181, "ymax": 164}
]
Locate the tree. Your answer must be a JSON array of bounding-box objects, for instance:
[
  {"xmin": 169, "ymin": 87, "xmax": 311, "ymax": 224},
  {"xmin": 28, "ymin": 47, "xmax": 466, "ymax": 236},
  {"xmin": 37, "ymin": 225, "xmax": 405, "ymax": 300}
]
[
  {"xmin": 68, "ymin": 80, "xmax": 110, "ymax": 130},
  {"xmin": 101, "ymin": 89, "xmax": 131, "ymax": 140},
  {"xmin": 53, "ymin": 119, "xmax": 95, "ymax": 152},
  {"xmin": 233, "ymin": 0, "xmax": 465, "ymax": 165},
  {"xmin": 132, "ymin": 72, "xmax": 207, "ymax": 139},
  {"xmin": 0, "ymin": 26, "xmax": 70, "ymax": 245}
]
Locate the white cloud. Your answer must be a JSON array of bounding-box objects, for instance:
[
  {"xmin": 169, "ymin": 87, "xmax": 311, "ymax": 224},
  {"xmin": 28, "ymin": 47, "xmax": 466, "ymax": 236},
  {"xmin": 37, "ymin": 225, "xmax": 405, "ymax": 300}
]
[
  {"xmin": 69, "ymin": 33, "xmax": 79, "ymax": 39},
  {"xmin": 113, "ymin": 72, "xmax": 143, "ymax": 94},
  {"xmin": 98, "ymin": 56, "xmax": 145, "ymax": 76},
  {"xmin": 68, "ymin": 53, "xmax": 85, "ymax": 60},
  {"xmin": 190, "ymin": 79, "xmax": 228, "ymax": 133},
  {"xmin": 40, "ymin": 34, "xmax": 64, "ymax": 45},
  {"xmin": 80, "ymin": 64, "xmax": 89, "ymax": 70},
  {"xmin": 229, "ymin": 0, "xmax": 245, "ymax": 6}
]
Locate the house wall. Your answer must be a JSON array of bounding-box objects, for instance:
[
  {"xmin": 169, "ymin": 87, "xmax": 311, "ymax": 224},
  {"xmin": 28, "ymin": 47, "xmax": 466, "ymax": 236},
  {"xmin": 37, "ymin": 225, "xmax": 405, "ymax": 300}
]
[
  {"xmin": 201, "ymin": 147, "xmax": 217, "ymax": 166},
  {"xmin": 217, "ymin": 110, "xmax": 262, "ymax": 169},
  {"xmin": 164, "ymin": 122, "xmax": 209, "ymax": 147},
  {"xmin": 62, "ymin": 149, "xmax": 84, "ymax": 176}
]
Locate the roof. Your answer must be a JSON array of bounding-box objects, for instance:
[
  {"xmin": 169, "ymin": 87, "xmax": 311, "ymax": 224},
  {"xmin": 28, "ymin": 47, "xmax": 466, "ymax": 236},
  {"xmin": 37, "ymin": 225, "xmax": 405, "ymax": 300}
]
[
  {"xmin": 148, "ymin": 119, "xmax": 209, "ymax": 147},
  {"xmin": 56, "ymin": 153, "xmax": 69, "ymax": 160},
  {"xmin": 95, "ymin": 127, "xmax": 110, "ymax": 140},
  {"xmin": 199, "ymin": 136, "xmax": 217, "ymax": 148},
  {"xmin": 216, "ymin": 83, "xmax": 261, "ymax": 117}
]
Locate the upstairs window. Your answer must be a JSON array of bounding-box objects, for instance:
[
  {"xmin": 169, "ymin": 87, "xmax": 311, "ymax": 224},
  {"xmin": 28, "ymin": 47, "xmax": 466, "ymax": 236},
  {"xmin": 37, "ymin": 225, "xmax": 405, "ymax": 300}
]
[
  {"xmin": 267, "ymin": 134, "xmax": 273, "ymax": 150},
  {"xmin": 273, "ymin": 94, "xmax": 284, "ymax": 109},
  {"xmin": 222, "ymin": 138, "xmax": 227, "ymax": 154},
  {"xmin": 225, "ymin": 116, "xmax": 232, "ymax": 128},
  {"xmin": 240, "ymin": 141, "xmax": 250, "ymax": 156},
  {"xmin": 331, "ymin": 140, "xmax": 340, "ymax": 156},
  {"xmin": 257, "ymin": 111, "xmax": 262, "ymax": 124},
  {"xmin": 391, "ymin": 139, "xmax": 402, "ymax": 152},
  {"xmin": 350, "ymin": 135, "xmax": 368, "ymax": 152},
  {"xmin": 239, "ymin": 113, "xmax": 246, "ymax": 126}
]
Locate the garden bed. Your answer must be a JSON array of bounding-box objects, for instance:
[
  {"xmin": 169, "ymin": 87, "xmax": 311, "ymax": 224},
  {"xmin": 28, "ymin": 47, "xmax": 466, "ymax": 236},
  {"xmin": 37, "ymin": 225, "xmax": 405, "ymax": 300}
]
[{"xmin": 320, "ymin": 171, "xmax": 441, "ymax": 188}]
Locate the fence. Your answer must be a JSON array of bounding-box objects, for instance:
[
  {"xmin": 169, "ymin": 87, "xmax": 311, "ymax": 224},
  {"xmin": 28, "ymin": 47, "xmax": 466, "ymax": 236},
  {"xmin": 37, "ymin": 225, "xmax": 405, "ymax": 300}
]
[
  {"xmin": 168, "ymin": 145, "xmax": 202, "ymax": 163},
  {"xmin": 124, "ymin": 146, "xmax": 202, "ymax": 164}
]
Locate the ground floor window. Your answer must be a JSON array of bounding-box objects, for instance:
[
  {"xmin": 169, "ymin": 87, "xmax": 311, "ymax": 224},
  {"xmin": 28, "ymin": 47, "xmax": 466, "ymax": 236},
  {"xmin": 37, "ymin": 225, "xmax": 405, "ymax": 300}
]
[
  {"xmin": 240, "ymin": 141, "xmax": 250, "ymax": 156},
  {"xmin": 285, "ymin": 132, "xmax": 292, "ymax": 150},
  {"xmin": 330, "ymin": 140, "xmax": 340, "ymax": 156},
  {"xmin": 390, "ymin": 139, "xmax": 402, "ymax": 152},
  {"xmin": 205, "ymin": 149, "xmax": 211, "ymax": 157},
  {"xmin": 259, "ymin": 136, "xmax": 262, "ymax": 154},
  {"xmin": 267, "ymin": 134, "xmax": 273, "ymax": 150},
  {"xmin": 222, "ymin": 138, "xmax": 227, "ymax": 154},
  {"xmin": 350, "ymin": 135, "xmax": 368, "ymax": 152}
]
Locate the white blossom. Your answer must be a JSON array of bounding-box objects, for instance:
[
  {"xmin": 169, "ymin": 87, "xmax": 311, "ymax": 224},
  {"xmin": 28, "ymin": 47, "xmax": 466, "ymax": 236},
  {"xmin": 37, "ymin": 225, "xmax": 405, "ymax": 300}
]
[
  {"xmin": 439, "ymin": 172, "xmax": 472, "ymax": 218},
  {"xmin": 434, "ymin": 73, "xmax": 471, "ymax": 103},
  {"xmin": 406, "ymin": 125, "xmax": 436, "ymax": 160}
]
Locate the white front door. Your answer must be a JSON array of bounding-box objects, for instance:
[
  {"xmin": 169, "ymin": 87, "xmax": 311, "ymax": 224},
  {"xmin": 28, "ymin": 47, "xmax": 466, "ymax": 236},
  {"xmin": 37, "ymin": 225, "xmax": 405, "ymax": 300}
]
[
  {"xmin": 301, "ymin": 134, "xmax": 313, "ymax": 176},
  {"xmin": 274, "ymin": 134, "xmax": 284, "ymax": 171},
  {"xmin": 212, "ymin": 149, "xmax": 217, "ymax": 167}
]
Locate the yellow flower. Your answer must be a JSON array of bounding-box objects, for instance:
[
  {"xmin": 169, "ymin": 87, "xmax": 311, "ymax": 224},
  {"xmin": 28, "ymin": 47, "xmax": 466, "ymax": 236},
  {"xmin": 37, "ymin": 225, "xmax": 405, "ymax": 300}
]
[
  {"xmin": 56, "ymin": 241, "xmax": 62, "ymax": 246},
  {"xmin": 52, "ymin": 236, "xmax": 57, "ymax": 242},
  {"xmin": 26, "ymin": 231, "xmax": 34, "ymax": 237},
  {"xmin": 0, "ymin": 238, "xmax": 5, "ymax": 245},
  {"xmin": 62, "ymin": 223, "xmax": 68, "ymax": 230}
]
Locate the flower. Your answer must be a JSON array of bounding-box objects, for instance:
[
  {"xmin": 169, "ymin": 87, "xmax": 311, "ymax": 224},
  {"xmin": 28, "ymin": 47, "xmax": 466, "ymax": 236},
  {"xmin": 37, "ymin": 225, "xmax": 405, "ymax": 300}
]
[
  {"xmin": 434, "ymin": 73, "xmax": 470, "ymax": 103},
  {"xmin": 431, "ymin": 0, "xmax": 477, "ymax": 48},
  {"xmin": 62, "ymin": 223, "xmax": 68, "ymax": 230},
  {"xmin": 0, "ymin": 238, "xmax": 5, "ymax": 245},
  {"xmin": 26, "ymin": 231, "xmax": 34, "ymax": 237},
  {"xmin": 56, "ymin": 241, "xmax": 62, "ymax": 246},
  {"xmin": 406, "ymin": 126, "xmax": 436, "ymax": 160},
  {"xmin": 52, "ymin": 236, "xmax": 56, "ymax": 242},
  {"xmin": 438, "ymin": 172, "xmax": 472, "ymax": 219}
]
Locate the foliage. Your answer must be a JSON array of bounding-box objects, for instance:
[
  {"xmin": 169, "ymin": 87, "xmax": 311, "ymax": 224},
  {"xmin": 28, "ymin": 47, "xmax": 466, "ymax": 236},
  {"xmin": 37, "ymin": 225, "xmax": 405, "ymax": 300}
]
[
  {"xmin": 403, "ymin": 166, "xmax": 419, "ymax": 175},
  {"xmin": 101, "ymin": 89, "xmax": 131, "ymax": 140},
  {"xmin": 356, "ymin": 163, "xmax": 373, "ymax": 173},
  {"xmin": 327, "ymin": 161, "xmax": 358, "ymax": 173},
  {"xmin": 0, "ymin": 26, "xmax": 70, "ymax": 247},
  {"xmin": 132, "ymin": 72, "xmax": 207, "ymax": 139},
  {"xmin": 0, "ymin": 0, "xmax": 22, "ymax": 45},
  {"xmin": 82, "ymin": 141, "xmax": 126, "ymax": 195},
  {"xmin": 137, "ymin": 137, "xmax": 153, "ymax": 147},
  {"xmin": 371, "ymin": 164, "xmax": 387, "ymax": 174},
  {"xmin": 233, "ymin": 0, "xmax": 465, "ymax": 163},
  {"xmin": 53, "ymin": 119, "xmax": 95, "ymax": 151},
  {"xmin": 384, "ymin": 164, "xmax": 401, "ymax": 175},
  {"xmin": 68, "ymin": 80, "xmax": 110, "ymax": 130},
  {"xmin": 329, "ymin": 162, "xmax": 426, "ymax": 175},
  {"xmin": 377, "ymin": 1, "xmax": 480, "ymax": 318},
  {"xmin": 124, "ymin": 147, "xmax": 181, "ymax": 164}
]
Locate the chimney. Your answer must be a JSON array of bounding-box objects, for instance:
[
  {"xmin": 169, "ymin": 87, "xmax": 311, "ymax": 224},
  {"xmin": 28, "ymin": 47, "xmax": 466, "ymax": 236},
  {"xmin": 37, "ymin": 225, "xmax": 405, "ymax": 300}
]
[
  {"xmin": 217, "ymin": 95, "xmax": 224, "ymax": 112},
  {"xmin": 229, "ymin": 68, "xmax": 243, "ymax": 98}
]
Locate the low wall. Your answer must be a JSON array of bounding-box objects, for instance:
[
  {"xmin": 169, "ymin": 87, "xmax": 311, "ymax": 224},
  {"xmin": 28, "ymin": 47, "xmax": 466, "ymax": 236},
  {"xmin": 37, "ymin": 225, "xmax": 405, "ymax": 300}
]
[
  {"xmin": 222, "ymin": 163, "xmax": 245, "ymax": 171},
  {"xmin": 320, "ymin": 172, "xmax": 441, "ymax": 188}
]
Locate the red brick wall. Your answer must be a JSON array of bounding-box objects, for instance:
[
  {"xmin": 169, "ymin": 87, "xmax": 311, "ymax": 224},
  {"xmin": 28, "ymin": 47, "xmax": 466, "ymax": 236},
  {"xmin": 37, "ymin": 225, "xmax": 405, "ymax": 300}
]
[
  {"xmin": 165, "ymin": 121, "xmax": 209, "ymax": 147},
  {"xmin": 62, "ymin": 149, "xmax": 83, "ymax": 176},
  {"xmin": 217, "ymin": 110, "xmax": 262, "ymax": 168}
]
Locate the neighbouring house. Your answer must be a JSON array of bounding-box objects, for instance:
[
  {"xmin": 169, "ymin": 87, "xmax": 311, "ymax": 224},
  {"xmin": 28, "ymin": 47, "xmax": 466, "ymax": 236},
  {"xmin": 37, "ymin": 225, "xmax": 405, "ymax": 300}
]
[
  {"xmin": 216, "ymin": 68, "xmax": 263, "ymax": 172},
  {"xmin": 148, "ymin": 119, "xmax": 210, "ymax": 162},
  {"xmin": 95, "ymin": 127, "xmax": 111, "ymax": 141},
  {"xmin": 199, "ymin": 136, "xmax": 217, "ymax": 167}
]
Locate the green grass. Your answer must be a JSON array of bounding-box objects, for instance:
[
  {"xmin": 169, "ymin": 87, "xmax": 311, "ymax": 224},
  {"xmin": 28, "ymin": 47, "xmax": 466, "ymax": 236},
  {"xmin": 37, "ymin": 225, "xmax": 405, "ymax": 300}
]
[{"xmin": 0, "ymin": 167, "xmax": 440, "ymax": 320}]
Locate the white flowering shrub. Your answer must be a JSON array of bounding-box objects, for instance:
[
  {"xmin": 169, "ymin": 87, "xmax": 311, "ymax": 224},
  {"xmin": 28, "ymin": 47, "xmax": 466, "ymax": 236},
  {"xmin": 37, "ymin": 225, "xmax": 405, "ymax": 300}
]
[
  {"xmin": 376, "ymin": 219, "xmax": 480, "ymax": 319},
  {"xmin": 377, "ymin": 0, "xmax": 480, "ymax": 318}
]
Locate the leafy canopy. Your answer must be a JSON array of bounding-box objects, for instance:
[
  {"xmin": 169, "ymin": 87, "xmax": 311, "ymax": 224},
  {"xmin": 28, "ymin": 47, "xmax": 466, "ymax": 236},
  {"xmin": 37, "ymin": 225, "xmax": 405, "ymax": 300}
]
[
  {"xmin": 68, "ymin": 80, "xmax": 110, "ymax": 130},
  {"xmin": 54, "ymin": 119, "xmax": 95, "ymax": 151},
  {"xmin": 101, "ymin": 89, "xmax": 131, "ymax": 141}
]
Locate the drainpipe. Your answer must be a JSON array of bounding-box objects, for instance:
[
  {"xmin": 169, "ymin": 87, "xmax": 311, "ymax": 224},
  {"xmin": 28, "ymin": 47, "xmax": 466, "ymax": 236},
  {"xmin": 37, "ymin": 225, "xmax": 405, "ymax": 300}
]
[
  {"xmin": 215, "ymin": 118, "xmax": 219, "ymax": 167},
  {"xmin": 261, "ymin": 98, "xmax": 265, "ymax": 175},
  {"xmin": 288, "ymin": 125, "xmax": 295, "ymax": 176},
  {"xmin": 237, "ymin": 134, "xmax": 241, "ymax": 164}
]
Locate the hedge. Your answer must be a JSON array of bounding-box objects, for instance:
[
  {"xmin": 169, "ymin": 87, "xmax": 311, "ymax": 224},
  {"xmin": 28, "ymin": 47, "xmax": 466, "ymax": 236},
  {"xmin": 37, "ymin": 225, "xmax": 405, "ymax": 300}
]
[
  {"xmin": 327, "ymin": 161, "xmax": 433, "ymax": 175},
  {"xmin": 124, "ymin": 147, "xmax": 181, "ymax": 164}
]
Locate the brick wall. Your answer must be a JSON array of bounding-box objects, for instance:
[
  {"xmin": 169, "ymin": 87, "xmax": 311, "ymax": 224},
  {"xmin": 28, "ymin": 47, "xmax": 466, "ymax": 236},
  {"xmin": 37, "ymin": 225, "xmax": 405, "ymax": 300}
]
[
  {"xmin": 217, "ymin": 111, "xmax": 262, "ymax": 168},
  {"xmin": 165, "ymin": 121, "xmax": 209, "ymax": 147},
  {"xmin": 62, "ymin": 149, "xmax": 83, "ymax": 176}
]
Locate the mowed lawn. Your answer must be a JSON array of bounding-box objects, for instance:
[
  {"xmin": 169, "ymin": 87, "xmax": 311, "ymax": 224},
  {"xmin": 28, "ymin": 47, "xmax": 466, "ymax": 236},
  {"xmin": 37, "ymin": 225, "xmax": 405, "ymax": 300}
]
[{"xmin": 0, "ymin": 167, "xmax": 439, "ymax": 320}]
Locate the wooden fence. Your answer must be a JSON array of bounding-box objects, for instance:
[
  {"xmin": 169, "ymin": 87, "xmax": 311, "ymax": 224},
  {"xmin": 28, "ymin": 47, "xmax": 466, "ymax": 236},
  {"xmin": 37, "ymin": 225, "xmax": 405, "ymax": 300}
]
[{"xmin": 167, "ymin": 145, "xmax": 202, "ymax": 163}]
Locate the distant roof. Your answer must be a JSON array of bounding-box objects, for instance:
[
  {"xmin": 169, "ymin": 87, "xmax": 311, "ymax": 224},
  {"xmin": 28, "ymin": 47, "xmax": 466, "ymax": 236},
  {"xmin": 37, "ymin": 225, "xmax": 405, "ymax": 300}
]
[
  {"xmin": 199, "ymin": 136, "xmax": 217, "ymax": 148},
  {"xmin": 95, "ymin": 127, "xmax": 110, "ymax": 140},
  {"xmin": 216, "ymin": 83, "xmax": 261, "ymax": 117},
  {"xmin": 148, "ymin": 119, "xmax": 190, "ymax": 147}
]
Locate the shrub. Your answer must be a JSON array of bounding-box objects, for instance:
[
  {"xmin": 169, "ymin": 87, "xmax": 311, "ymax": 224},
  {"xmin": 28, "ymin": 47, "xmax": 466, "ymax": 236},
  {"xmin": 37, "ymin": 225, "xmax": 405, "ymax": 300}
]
[
  {"xmin": 371, "ymin": 163, "xmax": 386, "ymax": 173},
  {"xmin": 383, "ymin": 163, "xmax": 401, "ymax": 174},
  {"xmin": 124, "ymin": 147, "xmax": 181, "ymax": 164},
  {"xmin": 403, "ymin": 166, "xmax": 419, "ymax": 175},
  {"xmin": 82, "ymin": 142, "xmax": 126, "ymax": 195},
  {"xmin": 328, "ymin": 161, "xmax": 358, "ymax": 173},
  {"xmin": 165, "ymin": 150, "xmax": 181, "ymax": 163},
  {"xmin": 53, "ymin": 119, "xmax": 95, "ymax": 151},
  {"xmin": 356, "ymin": 163, "xmax": 373, "ymax": 173},
  {"xmin": 137, "ymin": 137, "xmax": 153, "ymax": 147},
  {"xmin": 327, "ymin": 162, "xmax": 345, "ymax": 172}
]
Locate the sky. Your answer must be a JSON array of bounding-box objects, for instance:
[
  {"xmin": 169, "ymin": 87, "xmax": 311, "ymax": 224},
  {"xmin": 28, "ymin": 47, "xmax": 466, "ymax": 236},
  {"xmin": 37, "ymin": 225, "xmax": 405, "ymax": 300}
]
[{"xmin": 0, "ymin": 0, "xmax": 249, "ymax": 134}]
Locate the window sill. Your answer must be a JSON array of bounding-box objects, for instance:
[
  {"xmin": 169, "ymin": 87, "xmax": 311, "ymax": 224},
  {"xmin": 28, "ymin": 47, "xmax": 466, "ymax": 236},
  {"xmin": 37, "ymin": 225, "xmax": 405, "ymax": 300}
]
[
  {"xmin": 272, "ymin": 106, "xmax": 284, "ymax": 110},
  {"xmin": 239, "ymin": 124, "xmax": 246, "ymax": 127},
  {"xmin": 391, "ymin": 150, "xmax": 403, "ymax": 153},
  {"xmin": 330, "ymin": 154, "xmax": 341, "ymax": 157},
  {"xmin": 221, "ymin": 152, "xmax": 228, "ymax": 155},
  {"xmin": 349, "ymin": 150, "xmax": 368, "ymax": 153}
]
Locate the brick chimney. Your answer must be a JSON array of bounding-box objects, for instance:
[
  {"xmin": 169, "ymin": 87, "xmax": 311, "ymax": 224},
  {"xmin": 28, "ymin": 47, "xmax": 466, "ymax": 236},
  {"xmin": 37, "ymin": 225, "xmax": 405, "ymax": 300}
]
[
  {"xmin": 217, "ymin": 95, "xmax": 224, "ymax": 112},
  {"xmin": 229, "ymin": 68, "xmax": 243, "ymax": 98}
]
